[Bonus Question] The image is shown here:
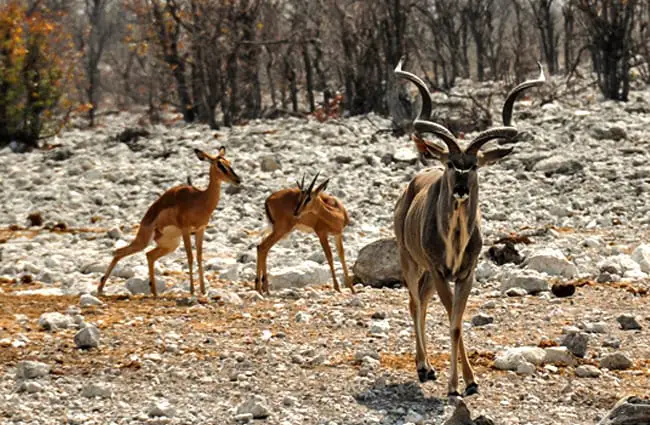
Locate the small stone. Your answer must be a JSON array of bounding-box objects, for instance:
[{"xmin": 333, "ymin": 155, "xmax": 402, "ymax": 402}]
[
  {"xmin": 603, "ymin": 337, "xmax": 621, "ymax": 349},
  {"xmin": 551, "ymin": 283, "xmax": 576, "ymax": 298},
  {"xmin": 79, "ymin": 294, "xmax": 103, "ymax": 307},
  {"xmin": 236, "ymin": 395, "xmax": 271, "ymax": 419},
  {"xmin": 15, "ymin": 361, "xmax": 50, "ymax": 380},
  {"xmin": 543, "ymin": 347, "xmax": 575, "ymax": 366},
  {"xmin": 575, "ymin": 365, "xmax": 601, "ymax": 378},
  {"xmin": 81, "ymin": 382, "xmax": 113, "ymax": 398},
  {"xmin": 125, "ymin": 277, "xmax": 166, "ymax": 295},
  {"xmin": 260, "ymin": 155, "xmax": 281, "ymax": 172},
  {"xmin": 370, "ymin": 320, "xmax": 390, "ymax": 335},
  {"xmin": 494, "ymin": 347, "xmax": 546, "ymax": 370},
  {"xmin": 107, "ymin": 227, "xmax": 122, "ymax": 239},
  {"xmin": 295, "ymin": 312, "xmax": 310, "ymax": 323},
  {"xmin": 505, "ymin": 287, "xmax": 528, "ymax": 297},
  {"xmin": 371, "ymin": 311, "xmax": 387, "ymax": 320},
  {"xmin": 74, "ymin": 325, "xmax": 100, "ymax": 349},
  {"xmin": 502, "ymin": 271, "xmax": 549, "ymax": 294},
  {"xmin": 600, "ymin": 352, "xmax": 633, "ymax": 370},
  {"xmin": 617, "ymin": 314, "xmax": 642, "ymax": 330},
  {"xmin": 516, "ymin": 361, "xmax": 536, "ymax": 375},
  {"xmin": 234, "ymin": 413, "xmax": 254, "ymax": 423},
  {"xmin": 18, "ymin": 380, "xmax": 44, "ymax": 394},
  {"xmin": 147, "ymin": 400, "xmax": 176, "ymax": 418},
  {"xmin": 561, "ymin": 332, "xmax": 589, "ymax": 358},
  {"xmin": 584, "ymin": 321, "xmax": 608, "ymax": 334},
  {"xmin": 631, "ymin": 244, "xmax": 650, "ymax": 273},
  {"xmin": 471, "ymin": 313, "xmax": 494, "ymax": 327},
  {"xmin": 38, "ymin": 312, "xmax": 73, "ymax": 331}
]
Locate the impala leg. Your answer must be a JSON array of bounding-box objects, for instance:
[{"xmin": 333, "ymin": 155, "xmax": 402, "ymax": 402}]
[
  {"xmin": 195, "ymin": 228, "xmax": 206, "ymax": 295},
  {"xmin": 97, "ymin": 225, "xmax": 152, "ymax": 296},
  {"xmin": 446, "ymin": 275, "xmax": 474, "ymax": 397},
  {"xmin": 434, "ymin": 275, "xmax": 478, "ymax": 397},
  {"xmin": 256, "ymin": 228, "xmax": 287, "ymax": 294},
  {"xmin": 334, "ymin": 234, "xmax": 355, "ymax": 293},
  {"xmin": 146, "ymin": 237, "xmax": 179, "ymax": 297},
  {"xmin": 182, "ymin": 231, "xmax": 194, "ymax": 295},
  {"xmin": 317, "ymin": 231, "xmax": 340, "ymax": 292}
]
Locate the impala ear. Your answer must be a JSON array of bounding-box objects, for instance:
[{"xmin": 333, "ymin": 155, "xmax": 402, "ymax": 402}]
[
  {"xmin": 194, "ymin": 148, "xmax": 209, "ymax": 161},
  {"xmin": 218, "ymin": 146, "xmax": 226, "ymax": 156},
  {"xmin": 314, "ymin": 178, "xmax": 329, "ymax": 194},
  {"xmin": 477, "ymin": 147, "xmax": 514, "ymax": 167}
]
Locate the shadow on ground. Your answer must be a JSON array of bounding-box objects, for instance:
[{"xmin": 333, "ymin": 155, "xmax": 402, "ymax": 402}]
[{"xmin": 353, "ymin": 379, "xmax": 444, "ymax": 424}]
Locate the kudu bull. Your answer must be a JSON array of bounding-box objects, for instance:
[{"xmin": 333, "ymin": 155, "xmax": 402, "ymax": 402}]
[{"xmin": 393, "ymin": 58, "xmax": 545, "ymax": 397}]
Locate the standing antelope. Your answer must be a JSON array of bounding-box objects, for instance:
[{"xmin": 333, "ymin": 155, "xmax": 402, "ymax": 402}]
[
  {"xmin": 394, "ymin": 59, "xmax": 544, "ymax": 397},
  {"xmin": 97, "ymin": 146, "xmax": 241, "ymax": 297},
  {"xmin": 255, "ymin": 174, "xmax": 355, "ymax": 295}
]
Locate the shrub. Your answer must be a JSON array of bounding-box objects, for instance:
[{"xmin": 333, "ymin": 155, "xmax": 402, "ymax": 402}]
[{"xmin": 0, "ymin": 1, "xmax": 76, "ymax": 149}]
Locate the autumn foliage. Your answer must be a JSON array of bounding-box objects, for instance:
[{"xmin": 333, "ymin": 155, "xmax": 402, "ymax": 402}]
[{"xmin": 0, "ymin": 1, "xmax": 76, "ymax": 148}]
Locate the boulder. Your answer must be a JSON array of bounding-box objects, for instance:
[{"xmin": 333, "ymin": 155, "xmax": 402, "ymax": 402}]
[
  {"xmin": 352, "ymin": 238, "xmax": 402, "ymax": 287},
  {"xmin": 631, "ymin": 244, "xmax": 650, "ymax": 274},
  {"xmin": 501, "ymin": 270, "xmax": 549, "ymax": 294},
  {"xmin": 600, "ymin": 352, "xmax": 633, "ymax": 370},
  {"xmin": 598, "ymin": 396, "xmax": 650, "ymax": 425},
  {"xmin": 494, "ymin": 346, "xmax": 546, "ymax": 370},
  {"xmin": 38, "ymin": 312, "xmax": 73, "ymax": 331},
  {"xmin": 533, "ymin": 155, "xmax": 583, "ymax": 175},
  {"xmin": 237, "ymin": 395, "xmax": 271, "ymax": 419},
  {"xmin": 125, "ymin": 277, "xmax": 166, "ymax": 295},
  {"xmin": 15, "ymin": 361, "xmax": 51, "ymax": 380},
  {"xmin": 74, "ymin": 325, "xmax": 100, "ymax": 349}
]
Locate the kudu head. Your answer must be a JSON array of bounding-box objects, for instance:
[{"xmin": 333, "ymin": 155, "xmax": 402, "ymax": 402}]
[{"xmin": 395, "ymin": 58, "xmax": 545, "ymax": 205}]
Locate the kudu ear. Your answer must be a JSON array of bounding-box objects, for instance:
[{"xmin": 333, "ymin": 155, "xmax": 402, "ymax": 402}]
[
  {"xmin": 478, "ymin": 147, "xmax": 514, "ymax": 167},
  {"xmin": 422, "ymin": 142, "xmax": 448, "ymax": 164},
  {"xmin": 218, "ymin": 146, "xmax": 226, "ymax": 156}
]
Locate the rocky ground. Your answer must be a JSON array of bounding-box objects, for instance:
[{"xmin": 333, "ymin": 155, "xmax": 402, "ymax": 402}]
[{"xmin": 0, "ymin": 74, "xmax": 649, "ymax": 424}]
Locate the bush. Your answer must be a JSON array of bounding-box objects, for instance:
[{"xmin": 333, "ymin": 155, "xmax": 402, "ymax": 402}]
[{"xmin": 0, "ymin": 1, "xmax": 75, "ymax": 149}]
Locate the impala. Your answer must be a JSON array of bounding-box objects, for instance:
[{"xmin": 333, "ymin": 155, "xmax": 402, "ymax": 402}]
[
  {"xmin": 97, "ymin": 146, "xmax": 241, "ymax": 297},
  {"xmin": 255, "ymin": 174, "xmax": 355, "ymax": 295},
  {"xmin": 394, "ymin": 58, "xmax": 544, "ymax": 397}
]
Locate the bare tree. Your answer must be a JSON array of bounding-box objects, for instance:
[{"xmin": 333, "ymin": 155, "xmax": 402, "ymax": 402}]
[
  {"xmin": 528, "ymin": 0, "xmax": 560, "ymax": 74},
  {"xmin": 576, "ymin": 0, "xmax": 637, "ymax": 101}
]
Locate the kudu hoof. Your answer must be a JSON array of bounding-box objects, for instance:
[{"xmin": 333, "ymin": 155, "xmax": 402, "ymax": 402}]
[
  {"xmin": 462, "ymin": 382, "xmax": 479, "ymax": 397},
  {"xmin": 417, "ymin": 367, "xmax": 437, "ymax": 383}
]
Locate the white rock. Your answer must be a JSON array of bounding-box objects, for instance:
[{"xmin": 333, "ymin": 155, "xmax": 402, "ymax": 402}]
[
  {"xmin": 631, "ymin": 244, "xmax": 650, "ymax": 273},
  {"xmin": 501, "ymin": 270, "xmax": 549, "ymax": 294},
  {"xmin": 147, "ymin": 400, "xmax": 176, "ymax": 418},
  {"xmin": 38, "ymin": 312, "xmax": 73, "ymax": 331},
  {"xmin": 543, "ymin": 347, "xmax": 576, "ymax": 366},
  {"xmin": 207, "ymin": 289, "xmax": 243, "ymax": 306},
  {"xmin": 17, "ymin": 381, "xmax": 44, "ymax": 393},
  {"xmin": 236, "ymin": 395, "xmax": 271, "ymax": 419},
  {"xmin": 79, "ymin": 294, "xmax": 103, "ymax": 307},
  {"xmin": 494, "ymin": 347, "xmax": 546, "ymax": 370},
  {"xmin": 219, "ymin": 264, "xmax": 241, "ymax": 282},
  {"xmin": 475, "ymin": 260, "xmax": 497, "ymax": 282},
  {"xmin": 575, "ymin": 365, "xmax": 601, "ymax": 378},
  {"xmin": 295, "ymin": 312, "xmax": 311, "ymax": 323},
  {"xmin": 74, "ymin": 325, "xmax": 100, "ymax": 349},
  {"xmin": 525, "ymin": 248, "xmax": 577, "ymax": 278},
  {"xmin": 269, "ymin": 261, "xmax": 330, "ymax": 289},
  {"xmin": 370, "ymin": 320, "xmax": 390, "ymax": 336},
  {"xmin": 15, "ymin": 361, "xmax": 51, "ymax": 380},
  {"xmin": 125, "ymin": 277, "xmax": 166, "ymax": 295},
  {"xmin": 81, "ymin": 382, "xmax": 113, "ymax": 398}
]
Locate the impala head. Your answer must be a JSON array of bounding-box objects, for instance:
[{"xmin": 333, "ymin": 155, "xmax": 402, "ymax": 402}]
[
  {"xmin": 194, "ymin": 146, "xmax": 241, "ymax": 185},
  {"xmin": 293, "ymin": 173, "xmax": 329, "ymax": 217},
  {"xmin": 395, "ymin": 57, "xmax": 545, "ymax": 204}
]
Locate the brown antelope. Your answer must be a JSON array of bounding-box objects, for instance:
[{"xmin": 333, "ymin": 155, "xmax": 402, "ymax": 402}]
[
  {"xmin": 97, "ymin": 147, "xmax": 241, "ymax": 297},
  {"xmin": 255, "ymin": 174, "xmax": 355, "ymax": 295},
  {"xmin": 393, "ymin": 58, "xmax": 544, "ymax": 397}
]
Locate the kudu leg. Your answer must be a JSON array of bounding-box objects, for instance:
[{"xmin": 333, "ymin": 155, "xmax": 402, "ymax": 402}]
[
  {"xmin": 334, "ymin": 234, "xmax": 355, "ymax": 293},
  {"xmin": 413, "ymin": 271, "xmax": 437, "ymax": 382},
  {"xmin": 256, "ymin": 228, "xmax": 286, "ymax": 294},
  {"xmin": 145, "ymin": 238, "xmax": 179, "ymax": 297},
  {"xmin": 317, "ymin": 232, "xmax": 340, "ymax": 292},
  {"xmin": 182, "ymin": 232, "xmax": 194, "ymax": 295},
  {"xmin": 97, "ymin": 226, "xmax": 152, "ymax": 296},
  {"xmin": 195, "ymin": 228, "xmax": 206, "ymax": 295},
  {"xmin": 443, "ymin": 275, "xmax": 474, "ymax": 397},
  {"xmin": 434, "ymin": 276, "xmax": 477, "ymax": 396}
]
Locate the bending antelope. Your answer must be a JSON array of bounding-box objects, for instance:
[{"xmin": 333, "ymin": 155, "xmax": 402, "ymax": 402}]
[
  {"xmin": 393, "ymin": 59, "xmax": 544, "ymax": 397},
  {"xmin": 98, "ymin": 147, "xmax": 241, "ymax": 297},
  {"xmin": 255, "ymin": 174, "xmax": 355, "ymax": 295}
]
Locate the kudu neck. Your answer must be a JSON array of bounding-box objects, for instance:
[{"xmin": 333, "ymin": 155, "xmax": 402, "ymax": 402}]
[{"xmin": 436, "ymin": 181, "xmax": 479, "ymax": 231}]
